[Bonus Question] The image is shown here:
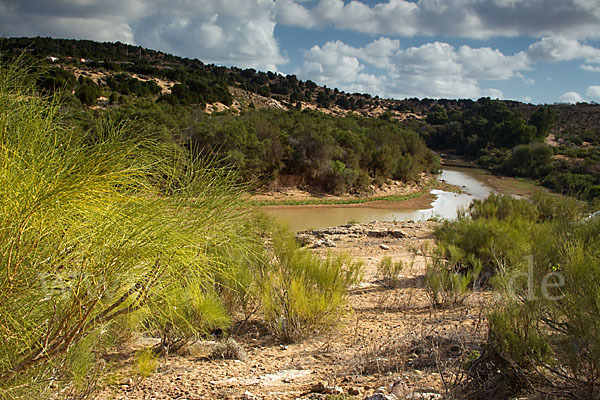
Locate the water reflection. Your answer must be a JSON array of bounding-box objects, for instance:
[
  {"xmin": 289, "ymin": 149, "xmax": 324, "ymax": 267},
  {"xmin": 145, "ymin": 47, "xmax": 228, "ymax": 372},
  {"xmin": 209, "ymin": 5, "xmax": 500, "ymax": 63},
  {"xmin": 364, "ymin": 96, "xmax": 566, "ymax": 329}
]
[{"xmin": 263, "ymin": 166, "xmax": 494, "ymax": 231}]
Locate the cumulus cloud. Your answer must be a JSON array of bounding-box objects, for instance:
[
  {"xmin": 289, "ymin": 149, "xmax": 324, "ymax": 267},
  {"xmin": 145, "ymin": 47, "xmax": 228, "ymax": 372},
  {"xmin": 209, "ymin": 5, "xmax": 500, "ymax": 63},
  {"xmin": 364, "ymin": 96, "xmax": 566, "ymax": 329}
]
[
  {"xmin": 0, "ymin": 0, "xmax": 139, "ymax": 43},
  {"xmin": 133, "ymin": 1, "xmax": 287, "ymax": 71},
  {"xmin": 295, "ymin": 40, "xmax": 389, "ymax": 94},
  {"xmin": 295, "ymin": 38, "xmax": 529, "ymax": 99},
  {"xmin": 586, "ymin": 85, "xmax": 600, "ymax": 99},
  {"xmin": 0, "ymin": 0, "xmax": 287, "ymax": 71},
  {"xmin": 527, "ymin": 36, "xmax": 600, "ymax": 63},
  {"xmin": 559, "ymin": 91, "xmax": 584, "ymax": 103},
  {"xmin": 275, "ymin": 0, "xmax": 600, "ymax": 40}
]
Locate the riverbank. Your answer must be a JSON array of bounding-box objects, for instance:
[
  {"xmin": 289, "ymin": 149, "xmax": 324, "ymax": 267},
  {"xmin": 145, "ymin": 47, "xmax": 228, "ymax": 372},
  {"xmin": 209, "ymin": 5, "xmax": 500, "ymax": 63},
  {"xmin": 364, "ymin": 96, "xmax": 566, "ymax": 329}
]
[
  {"xmin": 99, "ymin": 221, "xmax": 490, "ymax": 400},
  {"xmin": 246, "ymin": 176, "xmax": 459, "ymax": 207}
]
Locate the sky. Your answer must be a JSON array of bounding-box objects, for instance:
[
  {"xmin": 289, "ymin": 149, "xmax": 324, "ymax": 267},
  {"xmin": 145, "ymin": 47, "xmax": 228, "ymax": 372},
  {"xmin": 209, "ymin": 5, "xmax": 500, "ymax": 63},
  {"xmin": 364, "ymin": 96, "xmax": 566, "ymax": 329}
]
[{"xmin": 2, "ymin": 0, "xmax": 600, "ymax": 104}]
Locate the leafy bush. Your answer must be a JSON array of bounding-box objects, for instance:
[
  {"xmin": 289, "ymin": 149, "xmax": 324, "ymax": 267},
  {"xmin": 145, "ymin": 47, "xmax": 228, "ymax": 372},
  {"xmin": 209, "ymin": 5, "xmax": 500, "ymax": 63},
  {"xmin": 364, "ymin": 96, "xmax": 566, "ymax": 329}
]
[
  {"xmin": 434, "ymin": 216, "xmax": 531, "ymax": 275},
  {"xmin": 530, "ymin": 189, "xmax": 582, "ymax": 222},
  {"xmin": 259, "ymin": 226, "xmax": 363, "ymax": 342},
  {"xmin": 377, "ymin": 256, "xmax": 404, "ymax": 288}
]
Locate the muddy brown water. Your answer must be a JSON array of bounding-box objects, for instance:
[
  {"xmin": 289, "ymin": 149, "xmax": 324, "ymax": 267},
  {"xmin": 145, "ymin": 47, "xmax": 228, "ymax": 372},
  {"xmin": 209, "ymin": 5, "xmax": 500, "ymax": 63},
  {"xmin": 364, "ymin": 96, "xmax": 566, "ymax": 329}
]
[{"xmin": 262, "ymin": 166, "xmax": 494, "ymax": 232}]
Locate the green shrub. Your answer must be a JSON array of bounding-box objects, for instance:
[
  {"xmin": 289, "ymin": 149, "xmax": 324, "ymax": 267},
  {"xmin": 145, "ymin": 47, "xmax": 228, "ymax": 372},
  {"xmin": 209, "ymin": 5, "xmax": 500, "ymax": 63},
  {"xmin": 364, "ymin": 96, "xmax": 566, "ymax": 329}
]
[
  {"xmin": 530, "ymin": 189, "xmax": 582, "ymax": 222},
  {"xmin": 424, "ymin": 245, "xmax": 481, "ymax": 308},
  {"xmin": 443, "ymin": 196, "xmax": 600, "ymax": 396},
  {"xmin": 434, "ymin": 216, "xmax": 531, "ymax": 275},
  {"xmin": 484, "ymin": 222, "xmax": 600, "ymax": 396},
  {"xmin": 377, "ymin": 256, "xmax": 404, "ymax": 288},
  {"xmin": 259, "ymin": 226, "xmax": 363, "ymax": 342},
  {"xmin": 468, "ymin": 193, "xmax": 539, "ymax": 222},
  {"xmin": 0, "ymin": 58, "xmax": 256, "ymax": 397},
  {"xmin": 134, "ymin": 348, "xmax": 159, "ymax": 379}
]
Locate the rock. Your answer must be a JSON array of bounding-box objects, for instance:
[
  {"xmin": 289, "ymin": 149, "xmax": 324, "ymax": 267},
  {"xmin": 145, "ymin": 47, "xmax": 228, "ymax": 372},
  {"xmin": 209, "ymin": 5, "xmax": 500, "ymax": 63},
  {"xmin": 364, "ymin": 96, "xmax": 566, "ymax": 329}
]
[
  {"xmin": 311, "ymin": 381, "xmax": 344, "ymax": 395},
  {"xmin": 364, "ymin": 394, "xmax": 397, "ymax": 400},
  {"xmin": 312, "ymin": 240, "xmax": 324, "ymax": 248},
  {"xmin": 405, "ymin": 392, "xmax": 442, "ymax": 399},
  {"xmin": 296, "ymin": 233, "xmax": 313, "ymax": 246},
  {"xmin": 367, "ymin": 230, "xmax": 388, "ymax": 238},
  {"xmin": 390, "ymin": 379, "xmax": 409, "ymax": 397},
  {"xmin": 390, "ymin": 230, "xmax": 407, "ymax": 238},
  {"xmin": 379, "ymin": 244, "xmax": 390, "ymax": 250},
  {"xmin": 241, "ymin": 390, "xmax": 258, "ymax": 400},
  {"xmin": 348, "ymin": 387, "xmax": 362, "ymax": 396},
  {"xmin": 367, "ymin": 229, "xmax": 406, "ymax": 238},
  {"xmin": 323, "ymin": 238, "xmax": 336, "ymax": 247}
]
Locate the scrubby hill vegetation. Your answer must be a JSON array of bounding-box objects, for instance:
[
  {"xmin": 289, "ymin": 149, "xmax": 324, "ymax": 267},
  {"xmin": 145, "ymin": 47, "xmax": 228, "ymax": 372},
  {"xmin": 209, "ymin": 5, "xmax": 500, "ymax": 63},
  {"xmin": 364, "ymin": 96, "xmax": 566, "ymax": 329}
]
[
  {"xmin": 3, "ymin": 37, "xmax": 442, "ymax": 194},
  {"xmin": 5, "ymin": 36, "xmax": 599, "ymax": 201}
]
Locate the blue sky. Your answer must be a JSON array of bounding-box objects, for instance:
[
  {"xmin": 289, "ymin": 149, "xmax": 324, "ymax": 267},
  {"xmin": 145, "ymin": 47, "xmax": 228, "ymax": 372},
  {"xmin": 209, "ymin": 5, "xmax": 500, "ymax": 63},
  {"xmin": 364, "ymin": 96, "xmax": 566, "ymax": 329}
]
[{"xmin": 2, "ymin": 0, "xmax": 600, "ymax": 104}]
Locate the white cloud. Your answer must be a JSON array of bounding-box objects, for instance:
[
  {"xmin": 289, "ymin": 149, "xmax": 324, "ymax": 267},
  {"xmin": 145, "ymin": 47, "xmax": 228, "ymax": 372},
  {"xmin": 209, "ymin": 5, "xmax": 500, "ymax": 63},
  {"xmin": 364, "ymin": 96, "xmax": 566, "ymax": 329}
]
[
  {"xmin": 295, "ymin": 40, "xmax": 387, "ymax": 94},
  {"xmin": 559, "ymin": 91, "xmax": 584, "ymax": 103},
  {"xmin": 484, "ymin": 88, "xmax": 504, "ymax": 99},
  {"xmin": 274, "ymin": 0, "xmax": 317, "ymax": 29},
  {"xmin": 586, "ymin": 85, "xmax": 600, "ymax": 99},
  {"xmin": 295, "ymin": 38, "xmax": 530, "ymax": 99},
  {"xmin": 0, "ymin": 0, "xmax": 288, "ymax": 72},
  {"xmin": 275, "ymin": 0, "xmax": 600, "ymax": 40},
  {"xmin": 582, "ymin": 65, "xmax": 600, "ymax": 73},
  {"xmin": 527, "ymin": 36, "xmax": 600, "ymax": 63},
  {"xmin": 132, "ymin": 0, "xmax": 287, "ymax": 71}
]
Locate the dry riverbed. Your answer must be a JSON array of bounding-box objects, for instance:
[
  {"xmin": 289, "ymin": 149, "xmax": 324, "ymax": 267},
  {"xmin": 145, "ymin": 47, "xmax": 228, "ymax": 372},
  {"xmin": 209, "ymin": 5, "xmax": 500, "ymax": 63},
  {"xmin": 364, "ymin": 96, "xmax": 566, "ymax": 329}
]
[{"xmin": 99, "ymin": 221, "xmax": 491, "ymax": 400}]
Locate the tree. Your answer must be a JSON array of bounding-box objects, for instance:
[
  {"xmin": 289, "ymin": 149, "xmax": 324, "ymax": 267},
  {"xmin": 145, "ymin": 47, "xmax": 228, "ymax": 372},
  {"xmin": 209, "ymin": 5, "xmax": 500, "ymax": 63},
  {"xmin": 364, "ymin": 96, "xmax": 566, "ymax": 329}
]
[{"xmin": 529, "ymin": 106, "xmax": 557, "ymax": 139}]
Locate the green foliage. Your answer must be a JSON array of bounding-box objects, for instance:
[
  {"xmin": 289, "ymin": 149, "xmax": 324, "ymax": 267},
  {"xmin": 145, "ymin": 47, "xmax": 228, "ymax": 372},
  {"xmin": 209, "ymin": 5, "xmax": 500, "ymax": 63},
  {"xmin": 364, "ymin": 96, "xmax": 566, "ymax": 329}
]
[
  {"xmin": 3, "ymin": 37, "xmax": 440, "ymax": 195},
  {"xmin": 439, "ymin": 194, "xmax": 599, "ymax": 395},
  {"xmin": 435, "ymin": 199, "xmax": 533, "ymax": 274},
  {"xmin": 185, "ymin": 109, "xmax": 437, "ymax": 192},
  {"xmin": 259, "ymin": 226, "xmax": 363, "ymax": 342},
  {"xmin": 377, "ymin": 257, "xmax": 404, "ymax": 288},
  {"xmin": 468, "ymin": 193, "xmax": 539, "ymax": 222},
  {"xmin": 528, "ymin": 106, "xmax": 557, "ymax": 139},
  {"xmin": 486, "ymin": 218, "xmax": 600, "ymax": 396},
  {"xmin": 502, "ymin": 142, "xmax": 553, "ymax": 178},
  {"xmin": 151, "ymin": 285, "xmax": 232, "ymax": 353},
  {"xmin": 424, "ymin": 245, "xmax": 481, "ymax": 307},
  {"xmin": 422, "ymin": 98, "xmax": 600, "ymax": 201},
  {"xmin": 0, "ymin": 59, "xmax": 257, "ymax": 397},
  {"xmin": 134, "ymin": 348, "xmax": 159, "ymax": 378},
  {"xmin": 425, "ymin": 97, "xmax": 545, "ymax": 156},
  {"xmin": 75, "ymin": 76, "xmax": 100, "ymax": 105},
  {"xmin": 530, "ymin": 190, "xmax": 581, "ymax": 222}
]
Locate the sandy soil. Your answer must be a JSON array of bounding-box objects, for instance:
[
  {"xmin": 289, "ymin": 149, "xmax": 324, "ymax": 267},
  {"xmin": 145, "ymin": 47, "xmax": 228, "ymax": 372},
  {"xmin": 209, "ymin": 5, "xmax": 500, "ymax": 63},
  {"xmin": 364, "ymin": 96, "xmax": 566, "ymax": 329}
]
[
  {"xmin": 98, "ymin": 221, "xmax": 491, "ymax": 400},
  {"xmin": 248, "ymin": 176, "xmax": 451, "ymax": 205}
]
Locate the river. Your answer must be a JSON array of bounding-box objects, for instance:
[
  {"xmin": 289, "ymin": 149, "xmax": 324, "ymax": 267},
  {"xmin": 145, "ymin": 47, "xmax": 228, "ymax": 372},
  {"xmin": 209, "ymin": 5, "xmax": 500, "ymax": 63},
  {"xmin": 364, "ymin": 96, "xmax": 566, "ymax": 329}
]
[{"xmin": 262, "ymin": 166, "xmax": 494, "ymax": 232}]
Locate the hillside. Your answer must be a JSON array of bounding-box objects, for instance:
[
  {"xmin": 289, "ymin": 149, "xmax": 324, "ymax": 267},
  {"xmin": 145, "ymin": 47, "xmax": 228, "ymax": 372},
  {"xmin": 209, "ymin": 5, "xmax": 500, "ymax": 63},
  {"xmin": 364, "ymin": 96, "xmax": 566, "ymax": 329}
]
[
  {"xmin": 3, "ymin": 36, "xmax": 599, "ymax": 200},
  {"xmin": 6, "ymin": 36, "xmax": 599, "ymax": 127}
]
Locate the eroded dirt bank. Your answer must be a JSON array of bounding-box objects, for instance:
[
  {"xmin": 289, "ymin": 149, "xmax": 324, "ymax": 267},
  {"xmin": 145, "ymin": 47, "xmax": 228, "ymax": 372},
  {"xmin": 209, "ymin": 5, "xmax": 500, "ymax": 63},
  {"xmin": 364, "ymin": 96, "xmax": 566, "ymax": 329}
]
[{"xmin": 100, "ymin": 221, "xmax": 490, "ymax": 400}]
